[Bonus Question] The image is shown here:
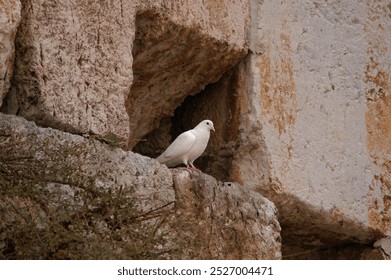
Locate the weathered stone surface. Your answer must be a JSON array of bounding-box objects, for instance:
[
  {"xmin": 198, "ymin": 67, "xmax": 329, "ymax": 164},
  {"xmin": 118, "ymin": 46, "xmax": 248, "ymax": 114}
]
[
  {"xmin": 0, "ymin": 113, "xmax": 280, "ymax": 259},
  {"xmin": 127, "ymin": 0, "xmax": 248, "ymax": 148},
  {"xmin": 0, "ymin": 113, "xmax": 175, "ymax": 259},
  {"xmin": 128, "ymin": 6, "xmax": 247, "ymax": 148},
  {"xmin": 364, "ymin": 0, "xmax": 391, "ymax": 239},
  {"xmin": 172, "ymin": 177, "xmax": 281, "ymax": 259},
  {"xmin": 2, "ymin": 0, "xmax": 134, "ymax": 139},
  {"xmin": 113, "ymin": 0, "xmax": 391, "ymax": 259},
  {"xmin": 1, "ymin": 0, "xmax": 248, "ymax": 148},
  {"xmin": 0, "ymin": 0, "xmax": 21, "ymax": 107},
  {"xmin": 2, "ymin": 0, "xmax": 389, "ymax": 261},
  {"xmin": 373, "ymin": 237, "xmax": 391, "ymax": 259},
  {"xmin": 227, "ymin": 0, "xmax": 391, "ymax": 256}
]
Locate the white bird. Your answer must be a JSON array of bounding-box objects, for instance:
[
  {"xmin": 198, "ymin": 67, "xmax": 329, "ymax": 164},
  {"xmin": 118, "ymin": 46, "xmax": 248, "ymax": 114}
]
[{"xmin": 156, "ymin": 120, "xmax": 215, "ymax": 171}]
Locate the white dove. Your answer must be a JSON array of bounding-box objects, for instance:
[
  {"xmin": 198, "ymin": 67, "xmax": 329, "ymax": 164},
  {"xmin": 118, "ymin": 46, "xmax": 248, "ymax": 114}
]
[{"xmin": 156, "ymin": 120, "xmax": 215, "ymax": 171}]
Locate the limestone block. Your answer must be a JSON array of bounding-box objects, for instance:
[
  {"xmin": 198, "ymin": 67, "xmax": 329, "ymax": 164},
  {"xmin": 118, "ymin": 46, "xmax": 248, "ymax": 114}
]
[
  {"xmin": 373, "ymin": 237, "xmax": 391, "ymax": 259},
  {"xmin": 0, "ymin": 112, "xmax": 174, "ymax": 258},
  {"xmin": 3, "ymin": 0, "xmax": 248, "ymax": 148},
  {"xmin": 230, "ymin": 0, "xmax": 390, "ymax": 253},
  {"xmin": 364, "ymin": 0, "xmax": 391, "ymax": 237},
  {"xmin": 130, "ymin": 0, "xmax": 390, "ymax": 257},
  {"xmin": 0, "ymin": 113, "xmax": 280, "ymax": 259},
  {"xmin": 171, "ymin": 177, "xmax": 281, "ymax": 259},
  {"xmin": 0, "ymin": 0, "xmax": 21, "ymax": 107},
  {"xmin": 3, "ymin": 0, "xmax": 135, "ymax": 140}
]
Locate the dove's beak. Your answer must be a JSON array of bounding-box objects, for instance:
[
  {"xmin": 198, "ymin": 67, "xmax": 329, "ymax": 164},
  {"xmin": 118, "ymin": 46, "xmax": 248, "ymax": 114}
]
[{"xmin": 212, "ymin": 126, "xmax": 215, "ymax": 132}]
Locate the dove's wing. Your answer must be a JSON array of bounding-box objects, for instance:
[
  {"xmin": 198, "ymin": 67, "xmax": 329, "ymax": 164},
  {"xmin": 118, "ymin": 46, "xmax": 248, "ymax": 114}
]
[{"xmin": 157, "ymin": 130, "xmax": 197, "ymax": 163}]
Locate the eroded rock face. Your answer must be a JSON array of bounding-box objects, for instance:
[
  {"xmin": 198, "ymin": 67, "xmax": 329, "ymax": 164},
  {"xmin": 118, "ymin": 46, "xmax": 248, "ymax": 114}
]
[
  {"xmin": 228, "ymin": 0, "xmax": 391, "ymax": 256},
  {"xmin": 0, "ymin": 0, "xmax": 21, "ymax": 107},
  {"xmin": 146, "ymin": 0, "xmax": 390, "ymax": 258},
  {"xmin": 2, "ymin": 0, "xmax": 134, "ymax": 139},
  {"xmin": 1, "ymin": 0, "xmax": 248, "ymax": 148},
  {"xmin": 364, "ymin": 0, "xmax": 391, "ymax": 238},
  {"xmin": 128, "ymin": 9, "xmax": 247, "ymax": 148},
  {"xmin": 2, "ymin": 0, "xmax": 389, "ymax": 260},
  {"xmin": 0, "ymin": 113, "xmax": 280, "ymax": 259},
  {"xmin": 172, "ymin": 177, "xmax": 281, "ymax": 259}
]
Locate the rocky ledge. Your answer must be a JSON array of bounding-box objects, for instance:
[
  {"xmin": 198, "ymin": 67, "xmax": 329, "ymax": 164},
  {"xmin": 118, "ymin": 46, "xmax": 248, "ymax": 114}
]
[{"xmin": 0, "ymin": 113, "xmax": 281, "ymax": 259}]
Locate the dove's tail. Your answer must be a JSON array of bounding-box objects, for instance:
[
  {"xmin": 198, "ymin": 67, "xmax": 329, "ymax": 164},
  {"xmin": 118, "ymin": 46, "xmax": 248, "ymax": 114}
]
[{"xmin": 156, "ymin": 155, "xmax": 164, "ymax": 163}]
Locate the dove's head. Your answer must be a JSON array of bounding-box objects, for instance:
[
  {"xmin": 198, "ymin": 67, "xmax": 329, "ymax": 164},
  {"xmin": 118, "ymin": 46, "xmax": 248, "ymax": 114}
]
[{"xmin": 197, "ymin": 120, "xmax": 215, "ymax": 132}]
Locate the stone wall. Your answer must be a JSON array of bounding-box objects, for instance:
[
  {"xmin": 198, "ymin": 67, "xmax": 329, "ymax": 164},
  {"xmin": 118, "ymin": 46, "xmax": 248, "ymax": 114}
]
[
  {"xmin": 1, "ymin": 0, "xmax": 247, "ymax": 147},
  {"xmin": 230, "ymin": 0, "xmax": 391, "ymax": 256},
  {"xmin": 365, "ymin": 0, "xmax": 391, "ymax": 238},
  {"xmin": 0, "ymin": 0, "xmax": 282, "ymax": 260},
  {"xmin": 135, "ymin": 0, "xmax": 391, "ymax": 258},
  {"xmin": 0, "ymin": 0, "xmax": 21, "ymax": 107},
  {"xmin": 0, "ymin": 0, "xmax": 390, "ymax": 259}
]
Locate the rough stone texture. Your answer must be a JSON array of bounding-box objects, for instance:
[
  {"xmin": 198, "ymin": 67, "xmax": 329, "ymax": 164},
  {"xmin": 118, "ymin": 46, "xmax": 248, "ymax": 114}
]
[
  {"xmin": 0, "ymin": 113, "xmax": 281, "ymax": 259},
  {"xmin": 1, "ymin": 0, "xmax": 390, "ymax": 260},
  {"xmin": 365, "ymin": 0, "xmax": 391, "ymax": 238},
  {"xmin": 128, "ymin": 9, "xmax": 246, "ymax": 148},
  {"xmin": 373, "ymin": 237, "xmax": 391, "ymax": 259},
  {"xmin": 172, "ymin": 178, "xmax": 281, "ymax": 259},
  {"xmin": 0, "ymin": 113, "xmax": 175, "ymax": 259},
  {"xmin": 1, "ymin": 0, "xmax": 248, "ymax": 147},
  {"xmin": 1, "ymin": 0, "xmax": 135, "ymax": 139},
  {"xmin": 0, "ymin": 0, "xmax": 21, "ymax": 107},
  {"xmin": 150, "ymin": 1, "xmax": 391, "ymax": 258},
  {"xmin": 127, "ymin": 0, "xmax": 248, "ymax": 148},
  {"xmin": 102, "ymin": 0, "xmax": 391, "ymax": 259},
  {"xmin": 225, "ymin": 0, "xmax": 390, "ymax": 256}
]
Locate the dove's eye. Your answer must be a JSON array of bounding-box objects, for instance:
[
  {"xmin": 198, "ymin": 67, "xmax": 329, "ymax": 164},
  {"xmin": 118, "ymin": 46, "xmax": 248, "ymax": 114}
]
[{"xmin": 206, "ymin": 122, "xmax": 210, "ymax": 125}]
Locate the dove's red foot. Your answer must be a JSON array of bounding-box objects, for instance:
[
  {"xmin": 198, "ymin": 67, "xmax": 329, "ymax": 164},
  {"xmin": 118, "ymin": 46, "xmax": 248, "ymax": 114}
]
[{"xmin": 186, "ymin": 165, "xmax": 200, "ymax": 173}]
